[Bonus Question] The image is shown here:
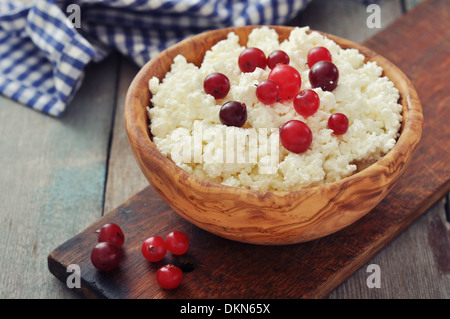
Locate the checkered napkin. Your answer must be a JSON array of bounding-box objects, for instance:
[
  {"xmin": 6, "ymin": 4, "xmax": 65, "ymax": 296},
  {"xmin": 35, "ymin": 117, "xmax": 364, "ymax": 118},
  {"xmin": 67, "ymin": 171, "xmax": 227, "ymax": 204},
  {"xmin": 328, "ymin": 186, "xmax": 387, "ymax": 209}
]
[{"xmin": 0, "ymin": 0, "xmax": 312, "ymax": 116}]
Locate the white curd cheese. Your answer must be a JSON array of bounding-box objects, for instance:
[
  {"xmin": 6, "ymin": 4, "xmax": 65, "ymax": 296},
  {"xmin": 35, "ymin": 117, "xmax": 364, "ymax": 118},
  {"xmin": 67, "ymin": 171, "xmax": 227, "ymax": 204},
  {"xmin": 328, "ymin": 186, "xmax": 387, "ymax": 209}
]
[{"xmin": 147, "ymin": 26, "xmax": 402, "ymax": 191}]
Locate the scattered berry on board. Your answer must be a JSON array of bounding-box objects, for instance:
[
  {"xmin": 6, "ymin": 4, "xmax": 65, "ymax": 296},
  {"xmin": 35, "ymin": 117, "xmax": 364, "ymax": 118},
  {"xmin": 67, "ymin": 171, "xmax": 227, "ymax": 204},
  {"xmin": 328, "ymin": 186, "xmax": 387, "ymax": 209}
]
[
  {"xmin": 90, "ymin": 242, "xmax": 121, "ymax": 271},
  {"xmin": 157, "ymin": 264, "xmax": 184, "ymax": 289},
  {"xmin": 142, "ymin": 235, "xmax": 167, "ymax": 262},
  {"xmin": 96, "ymin": 222, "xmax": 125, "ymax": 248}
]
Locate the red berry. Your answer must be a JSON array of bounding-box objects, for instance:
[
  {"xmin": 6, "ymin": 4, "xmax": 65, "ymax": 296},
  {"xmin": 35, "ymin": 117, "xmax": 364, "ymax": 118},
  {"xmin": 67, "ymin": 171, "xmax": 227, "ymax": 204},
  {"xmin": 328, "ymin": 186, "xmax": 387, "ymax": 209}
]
[
  {"xmin": 238, "ymin": 47, "xmax": 266, "ymax": 73},
  {"xmin": 157, "ymin": 264, "xmax": 183, "ymax": 289},
  {"xmin": 256, "ymin": 79, "xmax": 280, "ymax": 105},
  {"xmin": 267, "ymin": 50, "xmax": 290, "ymax": 69},
  {"xmin": 203, "ymin": 72, "xmax": 230, "ymax": 99},
  {"xmin": 90, "ymin": 242, "xmax": 121, "ymax": 271},
  {"xmin": 165, "ymin": 231, "xmax": 189, "ymax": 255},
  {"xmin": 328, "ymin": 113, "xmax": 349, "ymax": 135},
  {"xmin": 142, "ymin": 236, "xmax": 167, "ymax": 262},
  {"xmin": 293, "ymin": 89, "xmax": 320, "ymax": 117},
  {"xmin": 279, "ymin": 120, "xmax": 312, "ymax": 154},
  {"xmin": 96, "ymin": 223, "xmax": 125, "ymax": 248},
  {"xmin": 268, "ymin": 64, "xmax": 302, "ymax": 101},
  {"xmin": 309, "ymin": 60, "xmax": 339, "ymax": 92},
  {"xmin": 219, "ymin": 101, "xmax": 247, "ymax": 127},
  {"xmin": 307, "ymin": 46, "xmax": 332, "ymax": 68}
]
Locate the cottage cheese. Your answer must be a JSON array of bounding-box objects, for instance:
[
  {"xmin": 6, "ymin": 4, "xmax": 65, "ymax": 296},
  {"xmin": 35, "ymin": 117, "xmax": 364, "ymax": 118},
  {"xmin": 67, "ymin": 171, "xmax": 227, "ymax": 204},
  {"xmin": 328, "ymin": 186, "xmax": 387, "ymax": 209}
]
[{"xmin": 147, "ymin": 26, "xmax": 402, "ymax": 191}]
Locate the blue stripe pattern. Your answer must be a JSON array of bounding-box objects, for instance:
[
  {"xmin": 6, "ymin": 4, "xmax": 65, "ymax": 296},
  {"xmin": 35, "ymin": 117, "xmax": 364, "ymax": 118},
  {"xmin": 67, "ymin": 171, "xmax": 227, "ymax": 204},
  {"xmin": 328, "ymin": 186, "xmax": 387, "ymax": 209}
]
[{"xmin": 0, "ymin": 0, "xmax": 315, "ymax": 116}]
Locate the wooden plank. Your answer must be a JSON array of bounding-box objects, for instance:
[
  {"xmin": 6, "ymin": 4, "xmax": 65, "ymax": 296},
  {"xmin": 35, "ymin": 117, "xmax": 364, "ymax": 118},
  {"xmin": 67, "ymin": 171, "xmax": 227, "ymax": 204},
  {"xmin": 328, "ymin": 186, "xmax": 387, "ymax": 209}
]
[
  {"xmin": 404, "ymin": 0, "xmax": 427, "ymax": 11},
  {"xmin": 48, "ymin": 0, "xmax": 450, "ymax": 299},
  {"xmin": 289, "ymin": 0, "xmax": 403, "ymax": 43},
  {"xmin": 344, "ymin": 0, "xmax": 450, "ymax": 297},
  {"xmin": 329, "ymin": 0, "xmax": 450, "ymax": 298},
  {"xmin": 103, "ymin": 58, "xmax": 148, "ymax": 215},
  {"xmin": 292, "ymin": 0, "xmax": 449, "ymax": 298},
  {"xmin": 0, "ymin": 54, "xmax": 120, "ymax": 298},
  {"xmin": 330, "ymin": 198, "xmax": 449, "ymax": 298},
  {"xmin": 48, "ymin": 144, "xmax": 450, "ymax": 299}
]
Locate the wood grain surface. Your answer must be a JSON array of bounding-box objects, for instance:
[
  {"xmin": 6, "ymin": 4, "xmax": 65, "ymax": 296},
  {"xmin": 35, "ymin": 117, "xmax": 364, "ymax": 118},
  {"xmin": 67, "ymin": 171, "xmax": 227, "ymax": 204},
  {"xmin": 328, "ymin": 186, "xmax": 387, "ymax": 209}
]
[
  {"xmin": 0, "ymin": 54, "xmax": 120, "ymax": 298},
  {"xmin": 48, "ymin": 0, "xmax": 449, "ymax": 299},
  {"xmin": 1, "ymin": 0, "xmax": 445, "ymax": 300}
]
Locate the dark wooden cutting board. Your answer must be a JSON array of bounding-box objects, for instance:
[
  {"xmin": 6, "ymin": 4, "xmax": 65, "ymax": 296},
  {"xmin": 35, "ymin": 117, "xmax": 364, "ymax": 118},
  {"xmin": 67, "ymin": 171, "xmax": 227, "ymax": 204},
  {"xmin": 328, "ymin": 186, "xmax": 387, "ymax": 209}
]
[{"xmin": 48, "ymin": 0, "xmax": 449, "ymax": 299}]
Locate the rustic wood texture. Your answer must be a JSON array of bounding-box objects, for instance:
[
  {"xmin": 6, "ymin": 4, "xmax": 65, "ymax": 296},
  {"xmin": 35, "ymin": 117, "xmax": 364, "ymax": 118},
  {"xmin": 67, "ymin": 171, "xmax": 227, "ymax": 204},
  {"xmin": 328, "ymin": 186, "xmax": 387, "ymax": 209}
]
[
  {"xmin": 331, "ymin": 198, "xmax": 450, "ymax": 298},
  {"xmin": 103, "ymin": 58, "xmax": 149, "ymax": 215},
  {"xmin": 329, "ymin": 0, "xmax": 449, "ymax": 299},
  {"xmin": 123, "ymin": 25, "xmax": 423, "ymax": 245},
  {"xmin": 48, "ymin": 0, "xmax": 449, "ymax": 298},
  {"xmin": 0, "ymin": 54, "xmax": 120, "ymax": 298},
  {"xmin": 1, "ymin": 0, "xmax": 445, "ymax": 299},
  {"xmin": 403, "ymin": 0, "xmax": 426, "ymax": 10},
  {"xmin": 290, "ymin": 0, "xmax": 403, "ymax": 43}
]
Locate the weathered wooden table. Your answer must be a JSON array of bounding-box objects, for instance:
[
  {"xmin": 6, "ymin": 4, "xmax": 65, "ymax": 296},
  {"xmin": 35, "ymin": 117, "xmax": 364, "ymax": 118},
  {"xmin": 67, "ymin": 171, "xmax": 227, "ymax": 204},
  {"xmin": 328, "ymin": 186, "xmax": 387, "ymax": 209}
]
[{"xmin": 1, "ymin": 0, "xmax": 448, "ymax": 298}]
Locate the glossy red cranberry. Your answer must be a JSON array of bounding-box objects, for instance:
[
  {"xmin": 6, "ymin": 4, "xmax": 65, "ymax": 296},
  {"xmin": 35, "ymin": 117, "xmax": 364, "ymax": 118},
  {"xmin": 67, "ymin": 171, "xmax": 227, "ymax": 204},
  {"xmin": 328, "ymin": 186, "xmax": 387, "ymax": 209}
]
[
  {"xmin": 165, "ymin": 231, "xmax": 189, "ymax": 255},
  {"xmin": 268, "ymin": 64, "xmax": 302, "ymax": 101},
  {"xmin": 267, "ymin": 50, "xmax": 290, "ymax": 69},
  {"xmin": 256, "ymin": 79, "xmax": 280, "ymax": 105},
  {"xmin": 203, "ymin": 72, "xmax": 230, "ymax": 99},
  {"xmin": 90, "ymin": 242, "xmax": 121, "ymax": 271},
  {"xmin": 309, "ymin": 60, "xmax": 339, "ymax": 92},
  {"xmin": 293, "ymin": 89, "xmax": 320, "ymax": 117},
  {"xmin": 156, "ymin": 264, "xmax": 183, "ymax": 289},
  {"xmin": 279, "ymin": 120, "xmax": 312, "ymax": 154},
  {"xmin": 219, "ymin": 101, "xmax": 247, "ymax": 127},
  {"xmin": 142, "ymin": 236, "xmax": 167, "ymax": 262},
  {"xmin": 328, "ymin": 113, "xmax": 349, "ymax": 135},
  {"xmin": 238, "ymin": 47, "xmax": 266, "ymax": 73},
  {"xmin": 96, "ymin": 223, "xmax": 125, "ymax": 248},
  {"xmin": 307, "ymin": 46, "xmax": 332, "ymax": 68}
]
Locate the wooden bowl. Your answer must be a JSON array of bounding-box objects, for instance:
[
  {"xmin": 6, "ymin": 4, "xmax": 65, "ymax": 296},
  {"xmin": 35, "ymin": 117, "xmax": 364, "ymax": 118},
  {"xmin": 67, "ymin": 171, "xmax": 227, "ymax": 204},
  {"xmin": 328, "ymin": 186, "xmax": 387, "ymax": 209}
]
[{"xmin": 124, "ymin": 26, "xmax": 423, "ymax": 245}]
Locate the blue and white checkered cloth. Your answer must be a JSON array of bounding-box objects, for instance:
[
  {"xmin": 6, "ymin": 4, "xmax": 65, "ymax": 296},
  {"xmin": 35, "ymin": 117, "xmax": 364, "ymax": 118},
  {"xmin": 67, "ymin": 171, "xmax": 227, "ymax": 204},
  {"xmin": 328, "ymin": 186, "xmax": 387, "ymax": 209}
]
[
  {"xmin": 1, "ymin": 0, "xmax": 315, "ymax": 116},
  {"xmin": 1, "ymin": 0, "xmax": 383, "ymax": 116}
]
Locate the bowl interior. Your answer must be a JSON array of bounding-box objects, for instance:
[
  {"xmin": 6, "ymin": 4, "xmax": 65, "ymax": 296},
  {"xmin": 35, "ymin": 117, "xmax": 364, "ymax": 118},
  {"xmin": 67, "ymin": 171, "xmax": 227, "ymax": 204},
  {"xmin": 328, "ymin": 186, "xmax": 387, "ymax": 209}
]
[{"xmin": 128, "ymin": 25, "xmax": 421, "ymax": 195}]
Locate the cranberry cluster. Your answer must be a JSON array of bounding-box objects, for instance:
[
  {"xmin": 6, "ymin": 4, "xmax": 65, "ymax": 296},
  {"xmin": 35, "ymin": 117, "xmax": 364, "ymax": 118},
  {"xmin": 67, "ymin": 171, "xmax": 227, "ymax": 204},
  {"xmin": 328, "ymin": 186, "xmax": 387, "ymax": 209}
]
[
  {"xmin": 203, "ymin": 45, "xmax": 349, "ymax": 154},
  {"xmin": 142, "ymin": 231, "xmax": 189, "ymax": 289},
  {"xmin": 90, "ymin": 223, "xmax": 124, "ymax": 271},
  {"xmin": 90, "ymin": 223, "xmax": 189, "ymax": 290},
  {"xmin": 203, "ymin": 72, "xmax": 247, "ymax": 128}
]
